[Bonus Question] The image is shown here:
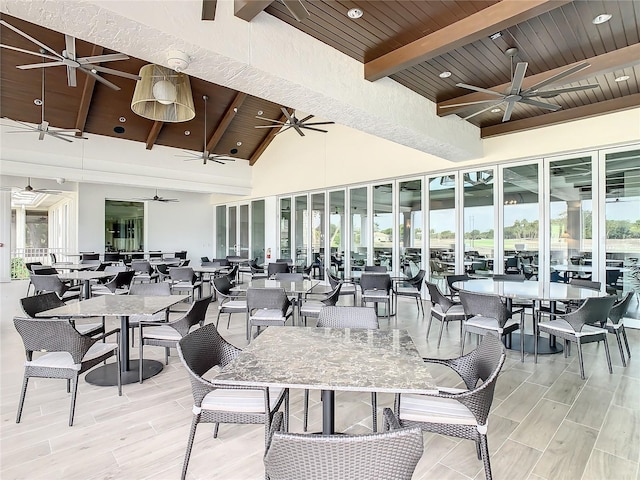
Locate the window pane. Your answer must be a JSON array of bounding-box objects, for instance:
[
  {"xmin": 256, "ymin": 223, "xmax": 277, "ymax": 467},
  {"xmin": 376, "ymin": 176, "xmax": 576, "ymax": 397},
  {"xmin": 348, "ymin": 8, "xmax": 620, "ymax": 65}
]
[
  {"xmin": 311, "ymin": 192, "xmax": 325, "ymax": 275},
  {"xmin": 429, "ymin": 175, "xmax": 456, "ymax": 282},
  {"xmin": 251, "ymin": 200, "xmax": 265, "ymax": 263},
  {"xmin": 216, "ymin": 205, "xmax": 226, "ymax": 257},
  {"xmin": 605, "ymin": 149, "xmax": 640, "ymax": 300},
  {"xmin": 228, "ymin": 206, "xmax": 237, "ymax": 256},
  {"xmin": 549, "ymin": 156, "xmax": 593, "ymax": 282},
  {"xmin": 373, "ymin": 183, "xmax": 393, "ymax": 271},
  {"xmin": 399, "ymin": 179, "xmax": 422, "ymax": 276},
  {"xmin": 280, "ymin": 198, "xmax": 291, "ymax": 260},
  {"xmin": 294, "ymin": 195, "xmax": 307, "ymax": 267},
  {"xmin": 350, "ymin": 187, "xmax": 367, "ymax": 276},
  {"xmin": 105, "ymin": 200, "xmax": 144, "ymax": 252},
  {"xmin": 504, "ymin": 164, "xmax": 539, "ymax": 279},
  {"xmin": 329, "ymin": 190, "xmax": 345, "ymax": 278},
  {"xmin": 239, "ymin": 204, "xmax": 249, "ymax": 259},
  {"xmin": 463, "ymin": 170, "xmax": 494, "ymax": 274}
]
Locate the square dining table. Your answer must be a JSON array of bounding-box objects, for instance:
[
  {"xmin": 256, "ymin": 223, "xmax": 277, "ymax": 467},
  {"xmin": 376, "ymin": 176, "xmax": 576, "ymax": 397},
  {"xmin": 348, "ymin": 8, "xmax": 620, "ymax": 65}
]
[
  {"xmin": 37, "ymin": 294, "xmax": 188, "ymax": 385},
  {"xmin": 57, "ymin": 270, "xmax": 115, "ymax": 300},
  {"xmin": 210, "ymin": 326, "xmax": 437, "ymax": 434}
]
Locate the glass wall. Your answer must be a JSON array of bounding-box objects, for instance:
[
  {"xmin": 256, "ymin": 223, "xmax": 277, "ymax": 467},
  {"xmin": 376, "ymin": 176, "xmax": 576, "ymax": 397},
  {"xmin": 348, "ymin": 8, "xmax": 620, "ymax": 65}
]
[
  {"xmin": 373, "ymin": 183, "xmax": 393, "ymax": 270},
  {"xmin": 503, "ymin": 163, "xmax": 540, "ymax": 279},
  {"xmin": 294, "ymin": 195, "xmax": 307, "ymax": 268},
  {"xmin": 604, "ymin": 148, "xmax": 640, "ymax": 299},
  {"xmin": 463, "ymin": 169, "xmax": 494, "ymax": 275},
  {"xmin": 329, "ymin": 190, "xmax": 345, "ymax": 277},
  {"xmin": 311, "ymin": 193, "xmax": 325, "ymax": 276},
  {"xmin": 228, "ymin": 205, "xmax": 237, "ymax": 256},
  {"xmin": 250, "ymin": 200, "xmax": 265, "ymax": 263},
  {"xmin": 279, "ymin": 198, "xmax": 291, "ymax": 260},
  {"xmin": 105, "ymin": 200, "xmax": 144, "ymax": 252},
  {"xmin": 548, "ymin": 155, "xmax": 594, "ymax": 282},
  {"xmin": 398, "ymin": 179, "xmax": 422, "ymax": 276},
  {"xmin": 215, "ymin": 205, "xmax": 226, "ymax": 258},
  {"xmin": 239, "ymin": 204, "xmax": 249, "ymax": 259},
  {"xmin": 429, "ymin": 175, "xmax": 456, "ymax": 282},
  {"xmin": 350, "ymin": 186, "xmax": 368, "ymax": 276}
]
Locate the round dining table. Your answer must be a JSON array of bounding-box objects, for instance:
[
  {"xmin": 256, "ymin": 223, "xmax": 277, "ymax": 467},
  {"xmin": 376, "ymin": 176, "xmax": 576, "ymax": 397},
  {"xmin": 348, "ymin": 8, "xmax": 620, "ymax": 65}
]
[{"xmin": 452, "ymin": 279, "xmax": 606, "ymax": 354}]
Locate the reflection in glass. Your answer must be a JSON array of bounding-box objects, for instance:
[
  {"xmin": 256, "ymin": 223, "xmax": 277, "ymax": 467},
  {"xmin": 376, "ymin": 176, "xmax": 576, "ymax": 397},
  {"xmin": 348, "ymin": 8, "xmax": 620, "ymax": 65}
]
[
  {"xmin": 228, "ymin": 206, "xmax": 237, "ymax": 256},
  {"xmin": 215, "ymin": 205, "xmax": 226, "ymax": 258},
  {"xmin": 329, "ymin": 190, "xmax": 345, "ymax": 278},
  {"xmin": 503, "ymin": 164, "xmax": 539, "ymax": 279},
  {"xmin": 549, "ymin": 156, "xmax": 593, "ymax": 282},
  {"xmin": 463, "ymin": 170, "xmax": 494, "ymax": 275},
  {"xmin": 429, "ymin": 175, "xmax": 456, "ymax": 283},
  {"xmin": 605, "ymin": 149, "xmax": 640, "ymax": 302},
  {"xmin": 399, "ymin": 179, "xmax": 422, "ymax": 276},
  {"xmin": 105, "ymin": 200, "xmax": 144, "ymax": 252},
  {"xmin": 350, "ymin": 187, "xmax": 368, "ymax": 276},
  {"xmin": 239, "ymin": 204, "xmax": 249, "ymax": 259},
  {"xmin": 373, "ymin": 183, "xmax": 393, "ymax": 271},
  {"xmin": 280, "ymin": 198, "xmax": 291, "ymax": 260},
  {"xmin": 294, "ymin": 195, "xmax": 308, "ymax": 269},
  {"xmin": 251, "ymin": 200, "xmax": 265, "ymax": 263},
  {"xmin": 311, "ymin": 193, "xmax": 325, "ymax": 276}
]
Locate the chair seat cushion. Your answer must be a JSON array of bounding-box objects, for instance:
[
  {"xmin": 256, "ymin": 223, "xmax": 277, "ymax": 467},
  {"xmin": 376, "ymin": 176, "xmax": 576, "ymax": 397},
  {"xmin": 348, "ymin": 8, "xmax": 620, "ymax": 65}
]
[
  {"xmin": 251, "ymin": 309, "xmax": 288, "ymax": 322},
  {"xmin": 362, "ymin": 289, "xmax": 389, "ymax": 300},
  {"xmin": 432, "ymin": 303, "xmax": 465, "ymax": 319},
  {"xmin": 25, "ymin": 342, "xmax": 117, "ymax": 370},
  {"xmin": 75, "ymin": 322, "xmax": 103, "ymax": 335},
  {"xmin": 172, "ymin": 280, "xmax": 202, "ymax": 289},
  {"xmin": 142, "ymin": 325, "xmax": 181, "ymax": 341},
  {"xmin": 400, "ymin": 393, "xmax": 477, "ymax": 426},
  {"xmin": 220, "ymin": 300, "xmax": 247, "ymax": 313},
  {"xmin": 130, "ymin": 311, "xmax": 166, "ymax": 325},
  {"xmin": 465, "ymin": 316, "xmax": 518, "ymax": 333},
  {"xmin": 300, "ymin": 301, "xmax": 324, "ymax": 316},
  {"xmin": 339, "ymin": 284, "xmax": 357, "ymax": 293},
  {"xmin": 395, "ymin": 286, "xmax": 419, "ymax": 296},
  {"xmin": 201, "ymin": 387, "xmax": 286, "ymax": 413},
  {"xmin": 539, "ymin": 319, "xmax": 607, "ymax": 337}
]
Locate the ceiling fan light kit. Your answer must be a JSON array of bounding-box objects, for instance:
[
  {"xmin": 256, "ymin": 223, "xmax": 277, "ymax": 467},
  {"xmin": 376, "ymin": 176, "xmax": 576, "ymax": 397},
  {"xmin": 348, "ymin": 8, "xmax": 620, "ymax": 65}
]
[{"xmin": 131, "ymin": 64, "xmax": 195, "ymax": 122}]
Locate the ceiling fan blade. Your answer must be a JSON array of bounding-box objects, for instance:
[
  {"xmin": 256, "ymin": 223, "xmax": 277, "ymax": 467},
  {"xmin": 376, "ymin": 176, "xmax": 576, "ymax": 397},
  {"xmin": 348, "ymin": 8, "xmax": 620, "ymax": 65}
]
[
  {"xmin": 3, "ymin": 117, "xmax": 39, "ymax": 129},
  {"xmin": 462, "ymin": 101, "xmax": 504, "ymax": 120},
  {"xmin": 509, "ymin": 62, "xmax": 528, "ymax": 95},
  {"xmin": 275, "ymin": 125, "xmax": 295, "ymax": 135},
  {"xmin": 0, "ymin": 20, "xmax": 61, "ymax": 58},
  {"xmin": 300, "ymin": 126, "xmax": 328, "ymax": 133},
  {"xmin": 16, "ymin": 61, "xmax": 65, "ymax": 69},
  {"xmin": 502, "ymin": 100, "xmax": 517, "ymax": 122},
  {"xmin": 518, "ymin": 97, "xmax": 562, "ymax": 111},
  {"xmin": 456, "ymin": 83, "xmax": 504, "ymax": 98},
  {"xmin": 67, "ymin": 64, "xmax": 77, "ymax": 87},
  {"xmin": 38, "ymin": 130, "xmax": 46, "ymax": 141},
  {"xmin": 440, "ymin": 99, "xmax": 503, "ymax": 109},
  {"xmin": 302, "ymin": 121, "xmax": 335, "ymax": 126},
  {"xmin": 298, "ymin": 114, "xmax": 314, "ymax": 123},
  {"xmin": 0, "ymin": 43, "xmax": 60, "ymax": 61},
  {"xmin": 534, "ymin": 84, "xmax": 600, "ymax": 97},
  {"xmin": 89, "ymin": 65, "xmax": 141, "ymax": 81},
  {"xmin": 77, "ymin": 53, "xmax": 130, "ymax": 64},
  {"xmin": 209, "ymin": 155, "xmax": 236, "ymax": 162},
  {"xmin": 521, "ymin": 62, "xmax": 590, "ymax": 94},
  {"xmin": 64, "ymin": 34, "xmax": 76, "ymax": 60},
  {"xmin": 81, "ymin": 68, "xmax": 121, "ymax": 90},
  {"xmin": 255, "ymin": 125, "xmax": 285, "ymax": 129},
  {"xmin": 292, "ymin": 124, "xmax": 305, "ymax": 136},
  {"xmin": 282, "ymin": 0, "xmax": 310, "ymax": 22},
  {"xmin": 47, "ymin": 131, "xmax": 74, "ymax": 142},
  {"xmin": 281, "ymin": 107, "xmax": 295, "ymax": 123},
  {"xmin": 5, "ymin": 129, "xmax": 36, "ymax": 134}
]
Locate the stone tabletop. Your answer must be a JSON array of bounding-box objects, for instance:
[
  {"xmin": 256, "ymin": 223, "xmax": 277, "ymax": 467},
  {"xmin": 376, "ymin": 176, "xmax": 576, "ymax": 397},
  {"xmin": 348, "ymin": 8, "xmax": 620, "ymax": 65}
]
[
  {"xmin": 36, "ymin": 294, "xmax": 188, "ymax": 318},
  {"xmin": 212, "ymin": 327, "xmax": 437, "ymax": 394},
  {"xmin": 57, "ymin": 271, "xmax": 115, "ymax": 281},
  {"xmin": 454, "ymin": 279, "xmax": 606, "ymax": 301},
  {"xmin": 233, "ymin": 278, "xmax": 320, "ymax": 294}
]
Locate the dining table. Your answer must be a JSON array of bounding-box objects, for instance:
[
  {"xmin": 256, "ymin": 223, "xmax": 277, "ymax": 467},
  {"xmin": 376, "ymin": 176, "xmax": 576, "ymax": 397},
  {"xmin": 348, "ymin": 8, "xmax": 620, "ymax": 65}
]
[
  {"xmin": 453, "ymin": 279, "xmax": 606, "ymax": 354},
  {"xmin": 57, "ymin": 270, "xmax": 115, "ymax": 300},
  {"xmin": 210, "ymin": 326, "xmax": 437, "ymax": 434},
  {"xmin": 37, "ymin": 294, "xmax": 188, "ymax": 385}
]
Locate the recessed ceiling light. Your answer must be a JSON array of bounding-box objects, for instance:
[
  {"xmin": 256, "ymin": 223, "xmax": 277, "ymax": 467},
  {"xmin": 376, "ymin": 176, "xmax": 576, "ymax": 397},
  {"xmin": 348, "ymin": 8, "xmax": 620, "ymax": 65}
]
[
  {"xmin": 257, "ymin": 110, "xmax": 263, "ymax": 116},
  {"xmin": 34, "ymin": 98, "xmax": 43, "ymax": 106},
  {"xmin": 119, "ymin": 116, "xmax": 126, "ymax": 123},
  {"xmin": 233, "ymin": 107, "xmax": 238, "ymax": 113},
  {"xmin": 489, "ymin": 32, "xmax": 502, "ymax": 40},
  {"xmin": 592, "ymin": 13, "xmax": 612, "ymax": 24},
  {"xmin": 90, "ymin": 68, "xmax": 98, "ymax": 74},
  {"xmin": 439, "ymin": 71, "xmax": 452, "ymax": 78},
  {"xmin": 347, "ymin": 8, "xmax": 363, "ymax": 19},
  {"xmin": 236, "ymin": 141, "xmax": 242, "ymax": 146},
  {"xmin": 614, "ymin": 75, "xmax": 630, "ymax": 82},
  {"xmin": 184, "ymin": 130, "xmax": 191, "ymax": 136},
  {"xmin": 490, "ymin": 108, "xmax": 501, "ymax": 113}
]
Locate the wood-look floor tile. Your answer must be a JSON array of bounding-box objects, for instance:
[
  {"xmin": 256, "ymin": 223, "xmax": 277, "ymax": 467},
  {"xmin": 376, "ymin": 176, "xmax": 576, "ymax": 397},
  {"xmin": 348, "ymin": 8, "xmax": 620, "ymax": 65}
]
[
  {"xmin": 613, "ymin": 376, "xmax": 640, "ymax": 410},
  {"xmin": 566, "ymin": 385, "xmax": 614, "ymax": 430},
  {"xmin": 544, "ymin": 371, "xmax": 586, "ymax": 405},
  {"xmin": 493, "ymin": 382, "xmax": 548, "ymax": 422},
  {"xmin": 510, "ymin": 398, "xmax": 571, "ymax": 451},
  {"xmin": 595, "ymin": 406, "xmax": 640, "ymax": 462},
  {"xmin": 531, "ymin": 420, "xmax": 598, "ymax": 480},
  {"xmin": 582, "ymin": 449, "xmax": 638, "ymax": 480},
  {"xmin": 418, "ymin": 462, "xmax": 474, "ymax": 480},
  {"xmin": 476, "ymin": 439, "xmax": 541, "ymax": 480}
]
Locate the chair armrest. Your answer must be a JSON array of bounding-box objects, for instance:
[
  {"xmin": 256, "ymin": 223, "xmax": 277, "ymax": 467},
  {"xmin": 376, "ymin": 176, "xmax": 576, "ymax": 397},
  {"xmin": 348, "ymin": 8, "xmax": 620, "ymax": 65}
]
[
  {"xmin": 382, "ymin": 407, "xmax": 402, "ymax": 431},
  {"xmin": 91, "ymin": 328, "xmax": 120, "ymax": 342}
]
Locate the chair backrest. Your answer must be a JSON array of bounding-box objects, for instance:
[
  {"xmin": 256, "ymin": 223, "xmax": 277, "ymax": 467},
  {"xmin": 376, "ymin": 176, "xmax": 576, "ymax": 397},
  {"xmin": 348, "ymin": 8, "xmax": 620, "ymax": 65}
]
[
  {"xmin": 264, "ymin": 419, "xmax": 423, "ymax": 480},
  {"xmin": 213, "ymin": 258, "xmax": 231, "ymax": 266},
  {"xmin": 25, "ymin": 262, "xmax": 42, "ymax": 273},
  {"xmin": 274, "ymin": 273, "xmax": 304, "ymax": 281},
  {"xmin": 170, "ymin": 295, "xmax": 213, "ymax": 336},
  {"xmin": 268, "ymin": 262, "xmax": 290, "ymax": 277},
  {"xmin": 321, "ymin": 284, "xmax": 342, "ymax": 306},
  {"xmin": 563, "ymin": 295, "xmax": 617, "ymax": 332},
  {"xmin": 110, "ymin": 270, "xmax": 136, "ymax": 290},
  {"xmin": 105, "ymin": 265, "xmax": 128, "ymax": 273},
  {"xmin": 364, "ymin": 265, "xmax": 387, "ymax": 272},
  {"xmin": 608, "ymin": 291, "xmax": 634, "ymax": 325},
  {"xmin": 131, "ymin": 260, "xmax": 153, "ymax": 275},
  {"xmin": 359, "ymin": 273, "xmax": 391, "ymax": 293},
  {"xmin": 492, "ymin": 274, "xmax": 525, "ymax": 282},
  {"xmin": 81, "ymin": 253, "xmax": 100, "ymax": 262},
  {"xmin": 247, "ymin": 288, "xmax": 290, "ymax": 314},
  {"xmin": 175, "ymin": 251, "xmax": 187, "ymax": 259},
  {"xmin": 148, "ymin": 251, "xmax": 162, "ymax": 258},
  {"xmin": 129, "ymin": 282, "xmax": 171, "ymax": 296},
  {"xmin": 30, "ymin": 275, "xmax": 67, "ymax": 297},
  {"xmin": 14, "ymin": 317, "xmax": 94, "ymax": 364},
  {"xmin": 317, "ymin": 306, "xmax": 379, "ymax": 328},
  {"xmin": 459, "ymin": 290, "xmax": 511, "ymax": 326},
  {"xmin": 212, "ymin": 276, "xmax": 233, "ymax": 296},
  {"xmin": 276, "ymin": 258, "xmax": 292, "ymax": 264},
  {"xmin": 20, "ymin": 292, "xmax": 65, "ymax": 318},
  {"xmin": 326, "ymin": 270, "xmax": 341, "ymax": 289},
  {"xmin": 407, "ymin": 269, "xmax": 426, "ymax": 288},
  {"xmin": 225, "ymin": 265, "xmax": 238, "ymax": 280},
  {"xmin": 104, "ymin": 252, "xmax": 121, "ymax": 262},
  {"xmin": 31, "ymin": 266, "xmax": 58, "ymax": 275},
  {"xmin": 446, "ymin": 274, "xmax": 470, "ymax": 293},
  {"xmin": 180, "ymin": 259, "xmax": 191, "ymax": 267},
  {"xmin": 425, "ymin": 281, "xmax": 454, "ymax": 310},
  {"xmin": 200, "ymin": 256, "xmax": 210, "ymax": 263},
  {"xmin": 569, "ymin": 278, "xmax": 602, "ymax": 291},
  {"xmin": 50, "ymin": 253, "xmax": 58, "ymax": 263},
  {"xmin": 169, "ymin": 267, "xmax": 196, "ymax": 283}
]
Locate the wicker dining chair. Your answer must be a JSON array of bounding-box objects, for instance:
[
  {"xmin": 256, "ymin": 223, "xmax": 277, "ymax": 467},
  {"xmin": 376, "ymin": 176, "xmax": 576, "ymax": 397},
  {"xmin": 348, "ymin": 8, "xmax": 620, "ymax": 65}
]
[
  {"xmin": 298, "ymin": 283, "xmax": 341, "ymax": 326},
  {"xmin": 177, "ymin": 323, "xmax": 289, "ymax": 480},
  {"xmin": 246, "ymin": 287, "xmax": 294, "ymax": 342},
  {"xmin": 326, "ymin": 269, "xmax": 357, "ymax": 304},
  {"xmin": 393, "ymin": 269, "xmax": 426, "ymax": 316},
  {"xmin": 29, "ymin": 274, "xmax": 81, "ymax": 301},
  {"xmin": 212, "ymin": 276, "xmax": 247, "ymax": 329},
  {"xmin": 425, "ymin": 281, "xmax": 466, "ymax": 348},
  {"xmin": 265, "ymin": 409, "xmax": 423, "ymax": 480},
  {"xmin": 395, "ymin": 334, "xmax": 506, "ymax": 480},
  {"xmin": 360, "ymin": 273, "xmax": 392, "ymax": 320},
  {"xmin": 169, "ymin": 267, "xmax": 203, "ymax": 302},
  {"xmin": 13, "ymin": 317, "xmax": 121, "ymax": 426},
  {"xmin": 602, "ymin": 291, "xmax": 633, "ymax": 367},
  {"xmin": 128, "ymin": 282, "xmax": 172, "ymax": 347}
]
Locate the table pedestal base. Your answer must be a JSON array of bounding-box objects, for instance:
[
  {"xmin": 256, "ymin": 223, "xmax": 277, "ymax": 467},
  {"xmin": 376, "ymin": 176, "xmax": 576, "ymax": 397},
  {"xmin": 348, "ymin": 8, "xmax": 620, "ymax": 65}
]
[
  {"xmin": 85, "ymin": 359, "xmax": 163, "ymax": 386},
  {"xmin": 507, "ymin": 333, "xmax": 563, "ymax": 354}
]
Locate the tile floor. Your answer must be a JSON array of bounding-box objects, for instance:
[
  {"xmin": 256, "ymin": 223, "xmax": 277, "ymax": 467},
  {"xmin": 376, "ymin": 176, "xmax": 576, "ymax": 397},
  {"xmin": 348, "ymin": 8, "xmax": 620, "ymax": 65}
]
[{"xmin": 1, "ymin": 279, "xmax": 638, "ymax": 479}]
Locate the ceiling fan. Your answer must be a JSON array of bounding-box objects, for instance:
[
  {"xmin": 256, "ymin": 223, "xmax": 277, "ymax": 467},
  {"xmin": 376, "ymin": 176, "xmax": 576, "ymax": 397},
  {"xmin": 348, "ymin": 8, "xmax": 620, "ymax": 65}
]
[
  {"xmin": 442, "ymin": 47, "xmax": 599, "ymax": 122},
  {"xmin": 0, "ymin": 177, "xmax": 62, "ymax": 194},
  {"xmin": 0, "ymin": 19, "xmax": 140, "ymax": 91},
  {"xmin": 177, "ymin": 95, "xmax": 243, "ymax": 165},
  {"xmin": 135, "ymin": 189, "xmax": 179, "ymax": 203},
  {"xmin": 2, "ymin": 64, "xmax": 86, "ymax": 142},
  {"xmin": 255, "ymin": 107, "xmax": 334, "ymax": 136},
  {"xmin": 281, "ymin": 0, "xmax": 310, "ymax": 22}
]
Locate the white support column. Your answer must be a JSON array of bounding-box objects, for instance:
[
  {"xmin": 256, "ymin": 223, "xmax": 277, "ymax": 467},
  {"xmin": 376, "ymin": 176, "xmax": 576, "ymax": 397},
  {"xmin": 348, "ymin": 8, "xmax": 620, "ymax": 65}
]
[
  {"xmin": 0, "ymin": 191, "xmax": 12, "ymax": 282},
  {"xmin": 15, "ymin": 205, "xmax": 26, "ymax": 250}
]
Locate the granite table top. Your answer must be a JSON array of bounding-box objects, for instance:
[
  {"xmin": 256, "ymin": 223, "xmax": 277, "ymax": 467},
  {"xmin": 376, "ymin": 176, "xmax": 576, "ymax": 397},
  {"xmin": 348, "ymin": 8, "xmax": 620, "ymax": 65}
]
[
  {"xmin": 454, "ymin": 279, "xmax": 606, "ymax": 302},
  {"xmin": 36, "ymin": 294, "xmax": 189, "ymax": 318},
  {"xmin": 232, "ymin": 279, "xmax": 320, "ymax": 294}
]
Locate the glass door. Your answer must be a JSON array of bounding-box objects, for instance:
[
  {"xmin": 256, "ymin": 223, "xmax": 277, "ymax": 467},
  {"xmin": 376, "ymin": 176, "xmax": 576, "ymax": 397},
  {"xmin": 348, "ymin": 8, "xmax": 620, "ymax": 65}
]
[
  {"xmin": 294, "ymin": 195, "xmax": 308, "ymax": 269},
  {"xmin": 349, "ymin": 186, "xmax": 368, "ymax": 277},
  {"xmin": 215, "ymin": 205, "xmax": 226, "ymax": 258},
  {"xmin": 329, "ymin": 190, "xmax": 345, "ymax": 278},
  {"xmin": 398, "ymin": 179, "xmax": 422, "ymax": 277},
  {"xmin": 463, "ymin": 169, "xmax": 495, "ymax": 274},
  {"xmin": 228, "ymin": 205, "xmax": 237, "ymax": 256},
  {"xmin": 311, "ymin": 192, "xmax": 325, "ymax": 277},
  {"xmin": 428, "ymin": 174, "xmax": 457, "ymax": 282},
  {"xmin": 373, "ymin": 183, "xmax": 393, "ymax": 271},
  {"xmin": 239, "ymin": 204, "xmax": 249, "ymax": 259},
  {"xmin": 251, "ymin": 200, "xmax": 265, "ymax": 264},
  {"xmin": 279, "ymin": 198, "xmax": 291, "ymax": 260}
]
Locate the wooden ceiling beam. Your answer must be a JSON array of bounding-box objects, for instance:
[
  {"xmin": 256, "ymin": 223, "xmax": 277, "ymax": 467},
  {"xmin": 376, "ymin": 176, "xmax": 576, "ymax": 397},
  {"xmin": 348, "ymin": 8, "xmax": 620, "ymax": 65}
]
[
  {"xmin": 365, "ymin": 0, "xmax": 572, "ymax": 82},
  {"xmin": 74, "ymin": 45, "xmax": 102, "ymax": 135},
  {"xmin": 250, "ymin": 108, "xmax": 290, "ymax": 166},
  {"xmin": 145, "ymin": 121, "xmax": 164, "ymax": 150},
  {"xmin": 234, "ymin": 0, "xmax": 273, "ymax": 22},
  {"xmin": 202, "ymin": 0, "xmax": 217, "ymax": 21},
  {"xmin": 438, "ymin": 43, "xmax": 640, "ymax": 116},
  {"xmin": 481, "ymin": 93, "xmax": 640, "ymax": 138},
  {"xmin": 206, "ymin": 92, "xmax": 247, "ymax": 153}
]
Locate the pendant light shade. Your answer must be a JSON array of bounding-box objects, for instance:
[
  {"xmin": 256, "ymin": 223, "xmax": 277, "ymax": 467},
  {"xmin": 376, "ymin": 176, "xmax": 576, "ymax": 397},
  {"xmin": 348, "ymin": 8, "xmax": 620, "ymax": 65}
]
[{"xmin": 131, "ymin": 64, "xmax": 195, "ymax": 122}]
